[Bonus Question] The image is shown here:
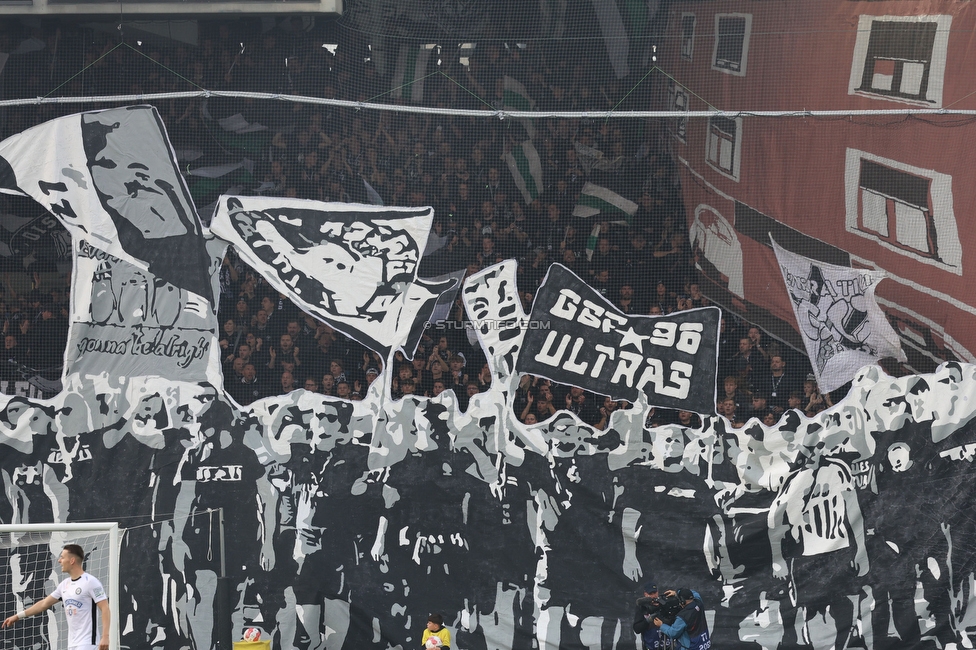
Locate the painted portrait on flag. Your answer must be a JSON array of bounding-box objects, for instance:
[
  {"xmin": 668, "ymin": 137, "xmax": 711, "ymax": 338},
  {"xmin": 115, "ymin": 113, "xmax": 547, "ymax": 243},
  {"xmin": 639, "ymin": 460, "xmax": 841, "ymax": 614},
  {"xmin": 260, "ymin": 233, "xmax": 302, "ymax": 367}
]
[
  {"xmin": 210, "ymin": 195, "xmax": 454, "ymax": 357},
  {"xmin": 0, "ymin": 105, "xmax": 223, "ymax": 384},
  {"xmin": 6, "ymin": 104, "xmax": 976, "ymax": 650},
  {"xmin": 772, "ymin": 237, "xmax": 906, "ymax": 393}
]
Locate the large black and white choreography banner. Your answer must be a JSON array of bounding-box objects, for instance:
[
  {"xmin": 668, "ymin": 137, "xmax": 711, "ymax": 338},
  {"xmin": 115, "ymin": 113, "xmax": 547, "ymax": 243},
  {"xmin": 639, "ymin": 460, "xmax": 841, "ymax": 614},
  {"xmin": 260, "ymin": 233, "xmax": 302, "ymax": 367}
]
[
  {"xmin": 2, "ymin": 106, "xmax": 976, "ymax": 650},
  {"xmin": 518, "ymin": 264, "xmax": 720, "ymax": 413}
]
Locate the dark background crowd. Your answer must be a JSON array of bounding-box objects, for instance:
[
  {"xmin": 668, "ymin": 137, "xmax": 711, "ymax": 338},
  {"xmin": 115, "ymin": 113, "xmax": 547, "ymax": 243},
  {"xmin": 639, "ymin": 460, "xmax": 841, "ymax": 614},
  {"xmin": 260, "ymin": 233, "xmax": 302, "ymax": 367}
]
[{"xmin": 0, "ymin": 14, "xmax": 822, "ymax": 420}]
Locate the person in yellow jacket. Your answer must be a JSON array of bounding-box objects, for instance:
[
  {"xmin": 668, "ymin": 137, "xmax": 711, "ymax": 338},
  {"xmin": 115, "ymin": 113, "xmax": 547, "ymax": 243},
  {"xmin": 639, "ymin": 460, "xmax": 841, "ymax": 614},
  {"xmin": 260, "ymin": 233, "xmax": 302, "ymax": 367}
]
[{"xmin": 421, "ymin": 613, "xmax": 451, "ymax": 649}]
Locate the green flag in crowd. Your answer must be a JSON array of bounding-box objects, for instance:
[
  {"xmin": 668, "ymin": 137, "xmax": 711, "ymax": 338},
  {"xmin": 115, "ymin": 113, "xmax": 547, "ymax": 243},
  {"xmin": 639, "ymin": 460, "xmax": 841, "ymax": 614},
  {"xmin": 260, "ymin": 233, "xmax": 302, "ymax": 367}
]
[
  {"xmin": 585, "ymin": 223, "xmax": 602, "ymax": 262},
  {"xmin": 573, "ymin": 182, "xmax": 638, "ymax": 222},
  {"xmin": 504, "ymin": 140, "xmax": 544, "ymax": 205},
  {"xmin": 503, "ymin": 76, "xmax": 537, "ymax": 140},
  {"xmin": 392, "ymin": 44, "xmax": 433, "ymax": 103}
]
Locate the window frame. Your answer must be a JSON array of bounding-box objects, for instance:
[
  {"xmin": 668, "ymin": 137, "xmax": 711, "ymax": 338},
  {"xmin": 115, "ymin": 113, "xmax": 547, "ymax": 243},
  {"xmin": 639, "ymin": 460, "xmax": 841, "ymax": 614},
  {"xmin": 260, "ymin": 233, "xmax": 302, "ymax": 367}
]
[
  {"xmin": 680, "ymin": 13, "xmax": 696, "ymax": 60},
  {"xmin": 844, "ymin": 147, "xmax": 961, "ymax": 274},
  {"xmin": 711, "ymin": 13, "xmax": 752, "ymax": 76},
  {"xmin": 704, "ymin": 114, "xmax": 743, "ymax": 181},
  {"xmin": 848, "ymin": 14, "xmax": 952, "ymax": 107},
  {"xmin": 668, "ymin": 81, "xmax": 689, "ymax": 142}
]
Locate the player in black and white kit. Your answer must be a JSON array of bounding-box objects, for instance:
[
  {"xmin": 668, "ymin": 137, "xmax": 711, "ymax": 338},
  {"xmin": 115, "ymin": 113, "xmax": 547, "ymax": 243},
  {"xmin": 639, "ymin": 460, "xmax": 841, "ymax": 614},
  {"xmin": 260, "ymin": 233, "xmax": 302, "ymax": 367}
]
[{"xmin": 2, "ymin": 543, "xmax": 110, "ymax": 650}]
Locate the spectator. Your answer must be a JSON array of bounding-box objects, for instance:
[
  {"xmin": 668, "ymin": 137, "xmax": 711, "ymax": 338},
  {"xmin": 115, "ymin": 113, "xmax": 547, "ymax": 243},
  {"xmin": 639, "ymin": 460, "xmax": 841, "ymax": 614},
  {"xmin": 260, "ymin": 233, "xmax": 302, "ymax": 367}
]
[
  {"xmin": 719, "ymin": 376, "xmax": 749, "ymax": 413},
  {"xmin": 746, "ymin": 326, "xmax": 771, "ymax": 364},
  {"xmin": 0, "ymin": 335, "xmax": 24, "ymax": 395},
  {"xmin": 752, "ymin": 354, "xmax": 801, "ymax": 414},
  {"xmin": 653, "ymin": 588, "xmax": 710, "ymax": 650},
  {"xmin": 521, "ymin": 390, "xmax": 556, "ymax": 422},
  {"xmin": 230, "ymin": 363, "xmax": 264, "ymax": 405},
  {"xmin": 594, "ymin": 396, "xmax": 620, "ymax": 430},
  {"xmin": 731, "ymin": 337, "xmax": 758, "ymax": 387},
  {"xmin": 431, "ymin": 379, "xmax": 447, "ymax": 398},
  {"xmin": 447, "ymin": 354, "xmax": 467, "ymax": 390},
  {"xmin": 219, "ymin": 319, "xmax": 245, "ymax": 362},
  {"xmin": 320, "ymin": 373, "xmax": 336, "ymax": 397},
  {"xmin": 280, "ymin": 371, "xmax": 297, "ymax": 393},
  {"xmin": 650, "ymin": 280, "xmax": 675, "ymax": 314},
  {"xmin": 616, "ymin": 283, "xmax": 644, "ymax": 315},
  {"xmin": 803, "ymin": 376, "xmax": 826, "ymax": 415}
]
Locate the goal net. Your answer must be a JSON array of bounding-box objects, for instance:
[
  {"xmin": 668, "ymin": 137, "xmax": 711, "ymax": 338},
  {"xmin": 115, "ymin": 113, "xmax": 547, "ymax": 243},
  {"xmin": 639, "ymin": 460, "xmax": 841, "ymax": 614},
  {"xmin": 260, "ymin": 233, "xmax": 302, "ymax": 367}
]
[{"xmin": 0, "ymin": 523, "xmax": 120, "ymax": 650}]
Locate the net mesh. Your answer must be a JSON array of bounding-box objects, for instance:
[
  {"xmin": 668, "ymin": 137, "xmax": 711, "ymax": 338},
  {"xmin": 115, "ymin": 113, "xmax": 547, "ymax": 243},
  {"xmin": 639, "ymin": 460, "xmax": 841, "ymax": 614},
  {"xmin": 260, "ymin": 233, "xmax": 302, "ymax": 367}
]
[
  {"xmin": 0, "ymin": 5, "xmax": 955, "ymax": 419},
  {"xmin": 0, "ymin": 528, "xmax": 115, "ymax": 650}
]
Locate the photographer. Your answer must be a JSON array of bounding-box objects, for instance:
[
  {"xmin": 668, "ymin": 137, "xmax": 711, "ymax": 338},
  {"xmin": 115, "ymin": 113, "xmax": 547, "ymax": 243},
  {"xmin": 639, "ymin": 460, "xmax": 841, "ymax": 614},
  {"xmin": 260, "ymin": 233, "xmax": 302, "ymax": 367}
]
[
  {"xmin": 633, "ymin": 582, "xmax": 680, "ymax": 650},
  {"xmin": 653, "ymin": 588, "xmax": 710, "ymax": 650}
]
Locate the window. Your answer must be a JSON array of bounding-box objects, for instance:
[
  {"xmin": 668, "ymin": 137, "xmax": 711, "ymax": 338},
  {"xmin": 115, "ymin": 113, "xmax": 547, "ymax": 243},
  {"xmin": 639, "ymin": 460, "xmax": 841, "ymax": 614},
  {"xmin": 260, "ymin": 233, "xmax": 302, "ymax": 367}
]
[
  {"xmin": 712, "ymin": 13, "xmax": 751, "ymax": 76},
  {"xmin": 680, "ymin": 13, "xmax": 696, "ymax": 60},
  {"xmin": 845, "ymin": 148, "xmax": 961, "ymax": 273},
  {"xmin": 668, "ymin": 82, "xmax": 689, "ymax": 142},
  {"xmin": 705, "ymin": 115, "xmax": 742, "ymax": 181},
  {"xmin": 849, "ymin": 14, "xmax": 952, "ymax": 106}
]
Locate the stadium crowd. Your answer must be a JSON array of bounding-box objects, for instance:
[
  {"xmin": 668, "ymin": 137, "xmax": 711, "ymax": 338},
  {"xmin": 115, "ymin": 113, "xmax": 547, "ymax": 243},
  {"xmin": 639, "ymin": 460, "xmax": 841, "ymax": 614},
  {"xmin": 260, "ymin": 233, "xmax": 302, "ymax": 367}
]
[{"xmin": 0, "ymin": 18, "xmax": 822, "ymax": 422}]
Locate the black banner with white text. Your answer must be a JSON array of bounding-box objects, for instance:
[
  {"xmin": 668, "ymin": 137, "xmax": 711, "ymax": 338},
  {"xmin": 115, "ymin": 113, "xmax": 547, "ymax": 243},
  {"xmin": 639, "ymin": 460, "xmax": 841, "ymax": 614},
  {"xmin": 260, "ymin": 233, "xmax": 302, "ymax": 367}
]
[{"xmin": 517, "ymin": 264, "xmax": 720, "ymax": 414}]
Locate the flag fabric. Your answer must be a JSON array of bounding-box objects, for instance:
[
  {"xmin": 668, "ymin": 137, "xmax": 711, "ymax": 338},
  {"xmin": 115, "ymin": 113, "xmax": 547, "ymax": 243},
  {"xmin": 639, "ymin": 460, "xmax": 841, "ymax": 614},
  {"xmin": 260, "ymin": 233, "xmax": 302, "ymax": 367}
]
[
  {"xmin": 0, "ymin": 105, "xmax": 213, "ymax": 302},
  {"xmin": 585, "ymin": 224, "xmax": 601, "ymax": 262},
  {"xmin": 503, "ymin": 76, "xmax": 536, "ymax": 111},
  {"xmin": 574, "ymin": 141, "xmax": 624, "ymax": 174},
  {"xmin": 771, "ymin": 237, "xmax": 906, "ymax": 393},
  {"xmin": 403, "ymin": 268, "xmax": 467, "ymax": 353},
  {"xmin": 201, "ymin": 98, "xmax": 273, "ymax": 155},
  {"xmin": 188, "ymin": 168, "xmax": 255, "ymax": 207},
  {"xmin": 516, "ymin": 263, "xmax": 721, "ymax": 413},
  {"xmin": 591, "ymin": 0, "xmax": 630, "ymax": 79},
  {"xmin": 572, "ymin": 182, "xmax": 638, "ymax": 221},
  {"xmin": 504, "ymin": 141, "xmax": 544, "ymax": 205},
  {"xmin": 363, "ymin": 178, "xmax": 384, "ymax": 206},
  {"xmin": 423, "ymin": 269, "xmax": 467, "ymax": 324},
  {"xmin": 502, "ymin": 76, "xmax": 537, "ymax": 140},
  {"xmin": 217, "ymin": 113, "xmax": 268, "ymax": 134},
  {"xmin": 539, "ymin": 0, "xmax": 568, "ymax": 39},
  {"xmin": 0, "ymin": 105, "xmax": 220, "ymax": 382},
  {"xmin": 211, "ymin": 196, "xmax": 452, "ymax": 357},
  {"xmin": 187, "ymin": 159, "xmax": 254, "ymax": 179},
  {"xmin": 391, "ymin": 44, "xmax": 433, "ymax": 103}
]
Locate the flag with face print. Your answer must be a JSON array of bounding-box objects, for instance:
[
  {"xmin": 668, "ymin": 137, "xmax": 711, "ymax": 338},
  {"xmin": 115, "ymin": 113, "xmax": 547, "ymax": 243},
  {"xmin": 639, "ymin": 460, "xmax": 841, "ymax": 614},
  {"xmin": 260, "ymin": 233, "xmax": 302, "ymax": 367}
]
[
  {"xmin": 772, "ymin": 237, "xmax": 906, "ymax": 393},
  {"xmin": 211, "ymin": 195, "xmax": 454, "ymax": 357}
]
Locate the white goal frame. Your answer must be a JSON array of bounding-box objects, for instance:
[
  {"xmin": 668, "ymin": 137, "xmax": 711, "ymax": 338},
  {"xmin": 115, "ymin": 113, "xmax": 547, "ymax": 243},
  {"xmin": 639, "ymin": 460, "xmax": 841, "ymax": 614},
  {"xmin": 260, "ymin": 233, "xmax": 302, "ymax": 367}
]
[{"xmin": 0, "ymin": 522, "xmax": 120, "ymax": 650}]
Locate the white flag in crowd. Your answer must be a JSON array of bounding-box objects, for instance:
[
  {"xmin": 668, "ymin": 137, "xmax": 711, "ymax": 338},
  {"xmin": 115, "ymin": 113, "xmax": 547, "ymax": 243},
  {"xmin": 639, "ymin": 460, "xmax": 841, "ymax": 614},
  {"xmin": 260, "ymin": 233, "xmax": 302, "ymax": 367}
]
[
  {"xmin": 574, "ymin": 141, "xmax": 623, "ymax": 174},
  {"xmin": 363, "ymin": 178, "xmax": 385, "ymax": 206},
  {"xmin": 771, "ymin": 237, "xmax": 906, "ymax": 393},
  {"xmin": 211, "ymin": 196, "xmax": 451, "ymax": 356}
]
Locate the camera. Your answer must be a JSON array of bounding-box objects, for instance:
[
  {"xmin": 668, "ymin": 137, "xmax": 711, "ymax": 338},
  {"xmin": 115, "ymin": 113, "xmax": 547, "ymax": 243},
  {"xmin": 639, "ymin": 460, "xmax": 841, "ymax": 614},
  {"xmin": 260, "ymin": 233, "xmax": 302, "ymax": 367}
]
[{"xmin": 637, "ymin": 594, "xmax": 683, "ymax": 625}]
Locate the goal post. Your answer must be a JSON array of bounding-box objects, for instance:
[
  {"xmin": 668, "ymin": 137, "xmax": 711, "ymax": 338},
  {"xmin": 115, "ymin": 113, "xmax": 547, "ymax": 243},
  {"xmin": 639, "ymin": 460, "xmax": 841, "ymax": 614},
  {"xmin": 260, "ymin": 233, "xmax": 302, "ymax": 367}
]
[{"xmin": 0, "ymin": 523, "xmax": 120, "ymax": 650}]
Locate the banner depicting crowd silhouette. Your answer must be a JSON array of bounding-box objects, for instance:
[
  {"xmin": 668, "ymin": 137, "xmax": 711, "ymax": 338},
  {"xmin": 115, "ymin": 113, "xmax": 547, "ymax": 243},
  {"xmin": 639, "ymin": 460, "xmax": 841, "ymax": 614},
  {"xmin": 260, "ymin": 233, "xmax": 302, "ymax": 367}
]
[{"xmin": 1, "ymin": 106, "xmax": 976, "ymax": 650}]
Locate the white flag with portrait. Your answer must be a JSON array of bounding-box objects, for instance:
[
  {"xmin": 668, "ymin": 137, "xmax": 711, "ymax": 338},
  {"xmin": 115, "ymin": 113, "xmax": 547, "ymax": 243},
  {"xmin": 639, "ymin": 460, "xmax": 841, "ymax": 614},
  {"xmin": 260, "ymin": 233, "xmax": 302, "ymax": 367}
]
[
  {"xmin": 211, "ymin": 196, "xmax": 453, "ymax": 357},
  {"xmin": 772, "ymin": 237, "xmax": 906, "ymax": 393}
]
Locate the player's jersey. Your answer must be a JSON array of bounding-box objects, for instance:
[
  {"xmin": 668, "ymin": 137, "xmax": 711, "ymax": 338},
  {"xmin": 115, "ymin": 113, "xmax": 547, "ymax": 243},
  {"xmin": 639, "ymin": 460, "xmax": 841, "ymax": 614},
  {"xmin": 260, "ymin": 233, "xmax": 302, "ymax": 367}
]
[
  {"xmin": 421, "ymin": 626, "xmax": 452, "ymax": 649},
  {"xmin": 50, "ymin": 572, "xmax": 107, "ymax": 650}
]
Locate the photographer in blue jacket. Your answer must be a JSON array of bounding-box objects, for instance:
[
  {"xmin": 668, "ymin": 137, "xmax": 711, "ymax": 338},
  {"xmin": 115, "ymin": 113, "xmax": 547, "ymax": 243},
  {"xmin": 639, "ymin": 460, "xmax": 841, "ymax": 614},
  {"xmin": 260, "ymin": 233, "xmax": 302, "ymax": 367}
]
[{"xmin": 653, "ymin": 588, "xmax": 710, "ymax": 650}]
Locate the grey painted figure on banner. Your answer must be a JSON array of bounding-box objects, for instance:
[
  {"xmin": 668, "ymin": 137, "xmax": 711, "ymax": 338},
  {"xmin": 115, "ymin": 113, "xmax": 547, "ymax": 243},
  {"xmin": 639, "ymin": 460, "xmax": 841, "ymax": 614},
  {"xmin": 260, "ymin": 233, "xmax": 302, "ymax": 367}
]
[{"xmin": 4, "ymin": 106, "xmax": 976, "ymax": 650}]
